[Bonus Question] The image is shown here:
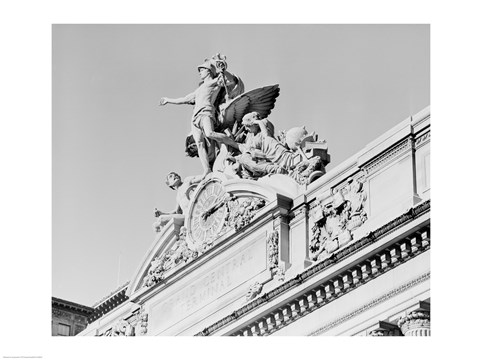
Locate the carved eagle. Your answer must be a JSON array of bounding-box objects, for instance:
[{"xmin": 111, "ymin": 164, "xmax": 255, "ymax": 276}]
[{"xmin": 218, "ymin": 84, "xmax": 280, "ymax": 130}]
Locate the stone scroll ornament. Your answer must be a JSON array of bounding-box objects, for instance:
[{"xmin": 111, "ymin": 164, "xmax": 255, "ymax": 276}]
[
  {"xmin": 143, "ymin": 227, "xmax": 198, "ymax": 288},
  {"xmin": 309, "ymin": 178, "xmax": 368, "ymax": 261}
]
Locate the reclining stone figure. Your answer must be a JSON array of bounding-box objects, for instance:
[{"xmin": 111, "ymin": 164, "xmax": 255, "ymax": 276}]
[{"xmin": 229, "ymin": 112, "xmax": 321, "ymax": 181}]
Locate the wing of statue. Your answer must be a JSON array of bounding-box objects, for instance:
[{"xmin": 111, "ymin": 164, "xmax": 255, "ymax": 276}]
[{"xmin": 219, "ymin": 84, "xmax": 280, "ymax": 130}]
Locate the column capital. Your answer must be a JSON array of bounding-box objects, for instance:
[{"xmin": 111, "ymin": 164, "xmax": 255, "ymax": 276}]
[{"xmin": 398, "ymin": 309, "xmax": 430, "ymax": 336}]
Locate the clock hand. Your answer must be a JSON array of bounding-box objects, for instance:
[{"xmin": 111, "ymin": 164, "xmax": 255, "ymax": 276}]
[{"xmin": 201, "ymin": 193, "xmax": 233, "ymax": 221}]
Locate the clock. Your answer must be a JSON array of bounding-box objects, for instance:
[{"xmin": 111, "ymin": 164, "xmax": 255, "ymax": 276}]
[{"xmin": 186, "ymin": 179, "xmax": 228, "ymax": 251}]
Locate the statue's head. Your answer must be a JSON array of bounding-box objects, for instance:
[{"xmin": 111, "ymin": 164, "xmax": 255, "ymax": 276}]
[
  {"xmin": 242, "ymin": 112, "xmax": 261, "ymax": 133},
  {"xmin": 242, "ymin": 112, "xmax": 275, "ymax": 136},
  {"xmin": 165, "ymin": 172, "xmax": 182, "ymax": 190},
  {"xmin": 197, "ymin": 60, "xmax": 217, "ymax": 79},
  {"xmin": 242, "ymin": 112, "xmax": 260, "ymax": 126}
]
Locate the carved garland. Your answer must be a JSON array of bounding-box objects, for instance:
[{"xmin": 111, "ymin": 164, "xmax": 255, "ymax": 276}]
[
  {"xmin": 223, "ymin": 196, "xmax": 266, "ymax": 231},
  {"xmin": 267, "ymin": 230, "xmax": 284, "ymax": 282},
  {"xmin": 143, "ymin": 227, "xmax": 198, "ymax": 288},
  {"xmin": 309, "ymin": 178, "xmax": 368, "ymax": 261}
]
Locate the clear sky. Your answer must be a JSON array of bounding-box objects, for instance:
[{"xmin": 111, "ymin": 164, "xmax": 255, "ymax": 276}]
[{"xmin": 52, "ymin": 24, "xmax": 429, "ymax": 306}]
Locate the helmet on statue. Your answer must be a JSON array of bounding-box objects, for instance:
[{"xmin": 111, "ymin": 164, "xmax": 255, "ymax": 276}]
[{"xmin": 197, "ymin": 60, "xmax": 217, "ymax": 77}]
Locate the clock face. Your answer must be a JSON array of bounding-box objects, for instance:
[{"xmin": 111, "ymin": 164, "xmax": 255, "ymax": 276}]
[{"xmin": 187, "ymin": 180, "xmax": 227, "ymax": 248}]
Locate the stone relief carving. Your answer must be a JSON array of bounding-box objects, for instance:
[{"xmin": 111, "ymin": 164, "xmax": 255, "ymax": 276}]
[
  {"xmin": 266, "ymin": 230, "xmax": 284, "ymax": 282},
  {"xmin": 267, "ymin": 230, "xmax": 279, "ymax": 271},
  {"xmin": 245, "ymin": 281, "xmax": 263, "ymax": 302},
  {"xmin": 112, "ymin": 319, "xmax": 134, "ymax": 336},
  {"xmin": 143, "ymin": 227, "xmax": 198, "ymax": 288},
  {"xmin": 309, "ymin": 177, "xmax": 368, "ymax": 261},
  {"xmin": 223, "ymin": 196, "xmax": 266, "ymax": 231},
  {"xmin": 100, "ymin": 307, "xmax": 148, "ymax": 336}
]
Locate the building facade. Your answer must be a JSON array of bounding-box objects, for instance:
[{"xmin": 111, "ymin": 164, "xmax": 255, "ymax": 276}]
[
  {"xmin": 52, "ymin": 297, "xmax": 93, "ymax": 336},
  {"xmin": 79, "ymin": 106, "xmax": 430, "ymax": 336}
]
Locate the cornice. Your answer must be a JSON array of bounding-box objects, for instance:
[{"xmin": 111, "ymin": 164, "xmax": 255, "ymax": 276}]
[
  {"xmin": 195, "ymin": 200, "xmax": 430, "ymax": 336},
  {"xmin": 362, "ymin": 137, "xmax": 413, "ymax": 175},
  {"xmin": 309, "ymin": 272, "xmax": 430, "ymax": 335},
  {"xmin": 52, "ymin": 297, "xmax": 93, "ymax": 316}
]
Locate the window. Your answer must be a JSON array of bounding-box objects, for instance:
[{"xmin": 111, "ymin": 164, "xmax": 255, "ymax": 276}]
[{"xmin": 57, "ymin": 323, "xmax": 71, "ymax": 336}]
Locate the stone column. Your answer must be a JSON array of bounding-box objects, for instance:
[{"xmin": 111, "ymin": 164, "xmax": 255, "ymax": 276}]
[{"xmin": 398, "ymin": 309, "xmax": 430, "ymax": 336}]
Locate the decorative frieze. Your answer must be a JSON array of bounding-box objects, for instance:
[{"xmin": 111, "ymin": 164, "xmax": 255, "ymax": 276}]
[{"xmin": 309, "ymin": 177, "xmax": 368, "ymax": 261}]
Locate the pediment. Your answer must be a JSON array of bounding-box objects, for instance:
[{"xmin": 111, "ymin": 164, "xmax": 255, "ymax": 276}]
[{"xmin": 127, "ymin": 173, "xmax": 298, "ymax": 297}]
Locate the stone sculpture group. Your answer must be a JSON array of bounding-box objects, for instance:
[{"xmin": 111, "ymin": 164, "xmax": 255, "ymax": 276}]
[
  {"xmin": 154, "ymin": 53, "xmax": 329, "ymax": 230},
  {"xmin": 142, "ymin": 53, "xmax": 333, "ymax": 290}
]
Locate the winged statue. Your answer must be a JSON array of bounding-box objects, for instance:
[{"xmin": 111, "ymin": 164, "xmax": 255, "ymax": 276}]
[{"xmin": 217, "ymin": 84, "xmax": 281, "ymax": 131}]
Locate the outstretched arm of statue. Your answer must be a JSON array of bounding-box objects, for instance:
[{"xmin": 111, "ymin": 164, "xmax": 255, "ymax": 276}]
[
  {"xmin": 154, "ymin": 203, "xmax": 182, "ymax": 217},
  {"xmin": 159, "ymin": 92, "xmax": 195, "ymax": 106}
]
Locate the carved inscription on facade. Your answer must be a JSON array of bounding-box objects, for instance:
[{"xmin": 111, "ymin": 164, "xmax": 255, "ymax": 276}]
[{"xmin": 150, "ymin": 235, "xmax": 267, "ymax": 334}]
